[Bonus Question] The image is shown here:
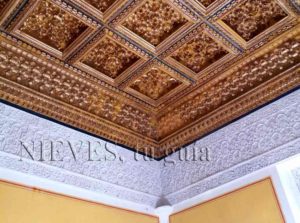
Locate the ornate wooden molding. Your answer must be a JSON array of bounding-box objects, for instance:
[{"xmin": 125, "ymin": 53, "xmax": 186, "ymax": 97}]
[{"xmin": 0, "ymin": 0, "xmax": 299, "ymax": 158}]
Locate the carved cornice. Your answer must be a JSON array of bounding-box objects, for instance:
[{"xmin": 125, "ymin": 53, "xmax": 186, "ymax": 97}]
[
  {"xmin": 0, "ymin": 36, "xmax": 159, "ymax": 155},
  {"xmin": 0, "ymin": 0, "xmax": 299, "ymax": 158}
]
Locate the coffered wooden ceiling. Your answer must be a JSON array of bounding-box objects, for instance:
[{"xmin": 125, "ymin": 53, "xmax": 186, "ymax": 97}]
[{"xmin": 0, "ymin": 0, "xmax": 299, "ymax": 158}]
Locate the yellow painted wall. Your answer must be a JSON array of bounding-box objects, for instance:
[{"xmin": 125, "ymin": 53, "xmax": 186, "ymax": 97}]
[
  {"xmin": 0, "ymin": 180, "xmax": 158, "ymax": 223},
  {"xmin": 170, "ymin": 178, "xmax": 285, "ymax": 223}
]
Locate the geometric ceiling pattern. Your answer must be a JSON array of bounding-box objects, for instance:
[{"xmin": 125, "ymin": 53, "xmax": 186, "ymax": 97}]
[{"xmin": 0, "ymin": 0, "xmax": 299, "ymax": 158}]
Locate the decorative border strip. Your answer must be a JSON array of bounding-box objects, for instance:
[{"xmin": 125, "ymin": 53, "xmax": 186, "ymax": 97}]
[
  {"xmin": 159, "ymin": 67, "xmax": 300, "ymax": 156},
  {"xmin": 165, "ymin": 138, "xmax": 300, "ymax": 204},
  {"xmin": 0, "ymin": 152, "xmax": 160, "ymax": 207}
]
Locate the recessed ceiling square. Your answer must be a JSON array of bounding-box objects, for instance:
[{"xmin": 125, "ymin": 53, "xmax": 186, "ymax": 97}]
[
  {"xmin": 222, "ymin": 0, "xmax": 287, "ymax": 41},
  {"xmin": 81, "ymin": 36, "xmax": 141, "ymax": 79},
  {"xmin": 19, "ymin": 0, "xmax": 88, "ymax": 51},
  {"xmin": 130, "ymin": 67, "xmax": 182, "ymax": 100},
  {"xmin": 171, "ymin": 32, "xmax": 228, "ymax": 73},
  {"xmin": 122, "ymin": 0, "xmax": 188, "ymax": 46}
]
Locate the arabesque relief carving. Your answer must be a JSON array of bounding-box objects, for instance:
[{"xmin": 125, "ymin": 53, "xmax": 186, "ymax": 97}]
[
  {"xmin": 222, "ymin": 0, "xmax": 287, "ymax": 41},
  {"xmin": 0, "ymin": 42, "xmax": 157, "ymax": 139},
  {"xmin": 130, "ymin": 67, "xmax": 182, "ymax": 100},
  {"xmin": 122, "ymin": 0, "xmax": 188, "ymax": 46},
  {"xmin": 82, "ymin": 37, "xmax": 140, "ymax": 79},
  {"xmin": 20, "ymin": 0, "xmax": 88, "ymax": 51},
  {"xmin": 0, "ymin": 0, "xmax": 299, "ymax": 157},
  {"xmin": 158, "ymin": 34, "xmax": 300, "ymax": 139},
  {"xmin": 171, "ymin": 32, "xmax": 228, "ymax": 73}
]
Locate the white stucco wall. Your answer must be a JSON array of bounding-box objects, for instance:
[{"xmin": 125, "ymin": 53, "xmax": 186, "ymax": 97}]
[
  {"xmin": 160, "ymin": 89, "xmax": 300, "ymax": 204},
  {"xmin": 0, "ymin": 89, "xmax": 299, "ymax": 210},
  {"xmin": 0, "ymin": 101, "xmax": 163, "ymax": 207}
]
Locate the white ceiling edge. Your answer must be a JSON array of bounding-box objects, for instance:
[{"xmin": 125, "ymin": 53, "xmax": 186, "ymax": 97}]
[{"xmin": 0, "ymin": 89, "xmax": 299, "ymax": 209}]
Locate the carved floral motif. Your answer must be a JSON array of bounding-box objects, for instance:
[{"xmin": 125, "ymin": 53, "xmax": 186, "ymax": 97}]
[
  {"xmin": 0, "ymin": 44, "xmax": 156, "ymax": 138},
  {"xmin": 0, "ymin": 0, "xmax": 299, "ymax": 157},
  {"xmin": 171, "ymin": 32, "xmax": 228, "ymax": 73},
  {"xmin": 88, "ymin": 92, "xmax": 157, "ymax": 138},
  {"xmin": 197, "ymin": 0, "xmax": 217, "ymax": 7},
  {"xmin": 130, "ymin": 67, "xmax": 182, "ymax": 100},
  {"xmin": 222, "ymin": 0, "xmax": 287, "ymax": 41},
  {"xmin": 20, "ymin": 0, "xmax": 88, "ymax": 51},
  {"xmin": 158, "ymin": 35, "xmax": 300, "ymax": 138},
  {"xmin": 82, "ymin": 37, "xmax": 140, "ymax": 79},
  {"xmin": 122, "ymin": 0, "xmax": 188, "ymax": 46},
  {"xmin": 84, "ymin": 0, "xmax": 116, "ymax": 12}
]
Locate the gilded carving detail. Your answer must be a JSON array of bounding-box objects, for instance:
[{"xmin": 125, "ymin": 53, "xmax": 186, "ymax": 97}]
[
  {"xmin": 171, "ymin": 32, "xmax": 228, "ymax": 73},
  {"xmin": 0, "ymin": 43, "xmax": 156, "ymax": 138},
  {"xmin": 222, "ymin": 0, "xmax": 287, "ymax": 41},
  {"xmin": 122, "ymin": 0, "xmax": 188, "ymax": 46},
  {"xmin": 84, "ymin": 0, "xmax": 116, "ymax": 12},
  {"xmin": 0, "ymin": 0, "xmax": 9, "ymax": 12},
  {"xmin": 158, "ymin": 35, "xmax": 300, "ymax": 138},
  {"xmin": 81, "ymin": 37, "xmax": 140, "ymax": 79},
  {"xmin": 0, "ymin": 0, "xmax": 299, "ymax": 157},
  {"xmin": 20, "ymin": 0, "xmax": 88, "ymax": 51},
  {"xmin": 87, "ymin": 93, "xmax": 157, "ymax": 138},
  {"xmin": 130, "ymin": 68, "xmax": 182, "ymax": 100},
  {"xmin": 0, "ymin": 46, "xmax": 94, "ymax": 107},
  {"xmin": 197, "ymin": 0, "xmax": 217, "ymax": 7}
]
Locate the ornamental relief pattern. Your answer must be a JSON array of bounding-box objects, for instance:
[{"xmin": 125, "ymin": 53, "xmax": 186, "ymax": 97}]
[
  {"xmin": 162, "ymin": 89, "xmax": 300, "ymax": 203},
  {"xmin": 157, "ymin": 34, "xmax": 300, "ymax": 138},
  {"xmin": 222, "ymin": 0, "xmax": 287, "ymax": 41},
  {"xmin": 130, "ymin": 67, "xmax": 182, "ymax": 100},
  {"xmin": 81, "ymin": 37, "xmax": 140, "ymax": 79},
  {"xmin": 122, "ymin": 0, "xmax": 188, "ymax": 46},
  {"xmin": 0, "ymin": 46, "xmax": 95, "ymax": 107},
  {"xmin": 19, "ymin": 0, "xmax": 88, "ymax": 51},
  {"xmin": 88, "ymin": 92, "xmax": 157, "ymax": 138},
  {"xmin": 0, "ymin": 43, "xmax": 156, "ymax": 139},
  {"xmin": 171, "ymin": 32, "xmax": 228, "ymax": 73},
  {"xmin": 0, "ymin": 0, "xmax": 299, "ymax": 157}
]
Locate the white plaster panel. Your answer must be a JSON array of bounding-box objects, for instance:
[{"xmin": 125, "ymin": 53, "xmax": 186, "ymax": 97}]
[
  {"xmin": 0, "ymin": 89, "xmax": 299, "ymax": 207},
  {"xmin": 0, "ymin": 102, "xmax": 162, "ymax": 206},
  {"xmin": 161, "ymin": 89, "xmax": 300, "ymax": 204}
]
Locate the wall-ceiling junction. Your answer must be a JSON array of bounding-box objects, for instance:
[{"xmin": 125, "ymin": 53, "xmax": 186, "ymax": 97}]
[{"xmin": 0, "ymin": 0, "xmax": 299, "ymax": 158}]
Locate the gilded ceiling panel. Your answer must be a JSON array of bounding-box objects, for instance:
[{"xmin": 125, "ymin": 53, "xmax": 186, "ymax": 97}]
[
  {"xmin": 130, "ymin": 67, "xmax": 182, "ymax": 100},
  {"xmin": 19, "ymin": 0, "xmax": 88, "ymax": 51},
  {"xmin": 122, "ymin": 0, "xmax": 188, "ymax": 46},
  {"xmin": 222, "ymin": 0, "xmax": 288, "ymax": 41},
  {"xmin": 81, "ymin": 36, "xmax": 140, "ymax": 79},
  {"xmin": 171, "ymin": 32, "xmax": 228, "ymax": 73},
  {"xmin": 0, "ymin": 0, "xmax": 299, "ymax": 158}
]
